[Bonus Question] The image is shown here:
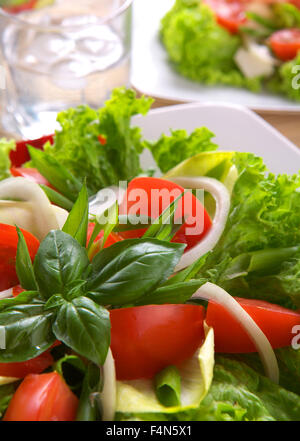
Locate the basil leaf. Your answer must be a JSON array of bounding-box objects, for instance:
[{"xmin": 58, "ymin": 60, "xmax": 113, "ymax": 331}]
[
  {"xmin": 155, "ymin": 365, "xmax": 181, "ymax": 407},
  {"xmin": 86, "ymin": 238, "xmax": 185, "ymax": 305},
  {"xmin": 53, "ymin": 297, "xmax": 110, "ymax": 366},
  {"xmin": 135, "ymin": 280, "xmax": 205, "ymax": 306},
  {"xmin": 28, "ymin": 146, "xmax": 83, "ymax": 202},
  {"xmin": 164, "ymin": 253, "xmax": 209, "ymax": 286},
  {"xmin": 15, "ymin": 227, "xmax": 38, "ymax": 291},
  {"xmin": 96, "ymin": 201, "xmax": 118, "ymax": 250},
  {"xmin": 40, "ymin": 184, "xmax": 73, "ymax": 211},
  {"xmin": 62, "ymin": 183, "xmax": 89, "ymax": 247},
  {"xmin": 0, "ymin": 303, "xmax": 55, "ymax": 362},
  {"xmin": 0, "ymin": 291, "xmax": 39, "ymax": 312},
  {"xmin": 143, "ymin": 191, "xmax": 186, "ymax": 241},
  {"xmin": 34, "ymin": 230, "xmax": 90, "ymax": 300},
  {"xmin": 55, "ymin": 354, "xmax": 86, "ymax": 391}
]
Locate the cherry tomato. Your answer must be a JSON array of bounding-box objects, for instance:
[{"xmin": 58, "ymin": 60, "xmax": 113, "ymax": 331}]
[
  {"xmin": 10, "ymin": 134, "xmax": 54, "ymax": 168},
  {"xmin": 289, "ymin": 0, "xmax": 300, "ymax": 9},
  {"xmin": 119, "ymin": 177, "xmax": 212, "ymax": 252},
  {"xmin": 3, "ymin": 372, "xmax": 78, "ymax": 421},
  {"xmin": 0, "ymin": 224, "xmax": 40, "ymax": 291},
  {"xmin": 204, "ymin": 0, "xmax": 247, "ymax": 33},
  {"xmin": 110, "ymin": 304, "xmax": 205, "ymax": 380},
  {"xmin": 269, "ymin": 28, "xmax": 300, "ymax": 61},
  {"xmin": 10, "ymin": 167, "xmax": 51, "ymax": 187},
  {"xmin": 0, "ymin": 352, "xmax": 53, "ymax": 379},
  {"xmin": 98, "ymin": 134, "xmax": 107, "ymax": 145},
  {"xmin": 206, "ymin": 297, "xmax": 300, "ymax": 352},
  {"xmin": 2, "ymin": 0, "xmax": 37, "ymax": 14}
]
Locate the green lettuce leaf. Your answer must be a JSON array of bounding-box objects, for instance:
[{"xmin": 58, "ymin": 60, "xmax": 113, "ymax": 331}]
[
  {"xmin": 231, "ymin": 347, "xmax": 300, "ymax": 397},
  {"xmin": 193, "ymin": 152, "xmax": 300, "ymax": 308},
  {"xmin": 160, "ymin": 148, "xmax": 300, "ymax": 307},
  {"xmin": 273, "ymin": 2, "xmax": 300, "ymax": 28},
  {"xmin": 266, "ymin": 54, "xmax": 300, "ymax": 102},
  {"xmin": 192, "ymin": 356, "xmax": 300, "ymax": 421},
  {"xmin": 43, "ymin": 88, "xmax": 153, "ymax": 194},
  {"xmin": 146, "ymin": 128, "xmax": 217, "ymax": 174},
  {"xmin": 0, "ymin": 139, "xmax": 15, "ymax": 182},
  {"xmin": 160, "ymin": 0, "xmax": 261, "ymax": 91}
]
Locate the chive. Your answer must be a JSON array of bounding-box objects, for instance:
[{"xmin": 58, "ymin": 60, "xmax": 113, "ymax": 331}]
[{"xmin": 40, "ymin": 185, "xmax": 73, "ymax": 211}]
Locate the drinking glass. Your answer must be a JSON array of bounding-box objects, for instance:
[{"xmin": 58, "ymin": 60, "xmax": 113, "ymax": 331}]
[{"xmin": 0, "ymin": 0, "xmax": 132, "ymax": 138}]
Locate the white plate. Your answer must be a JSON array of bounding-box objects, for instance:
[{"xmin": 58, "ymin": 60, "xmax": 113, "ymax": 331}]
[
  {"xmin": 133, "ymin": 102, "xmax": 300, "ymax": 174},
  {"xmin": 131, "ymin": 0, "xmax": 300, "ymax": 113}
]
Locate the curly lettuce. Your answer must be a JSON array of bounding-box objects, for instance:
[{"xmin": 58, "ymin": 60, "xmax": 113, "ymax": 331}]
[
  {"xmin": 145, "ymin": 128, "xmax": 217, "ymax": 173},
  {"xmin": 160, "ymin": 0, "xmax": 261, "ymax": 91},
  {"xmin": 196, "ymin": 152, "xmax": 300, "ymax": 308},
  {"xmin": 266, "ymin": 54, "xmax": 300, "ymax": 102},
  {"xmin": 163, "ymin": 147, "xmax": 300, "ymax": 308},
  {"xmin": 43, "ymin": 88, "xmax": 153, "ymax": 194}
]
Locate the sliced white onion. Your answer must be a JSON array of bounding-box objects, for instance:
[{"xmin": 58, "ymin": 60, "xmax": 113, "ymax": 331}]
[
  {"xmin": 0, "ymin": 178, "xmax": 59, "ymax": 240},
  {"xmin": 0, "ymin": 288, "xmax": 13, "ymax": 300},
  {"xmin": 101, "ymin": 348, "xmax": 117, "ymax": 421},
  {"xmin": 168, "ymin": 177, "xmax": 231, "ymax": 272},
  {"xmin": 52, "ymin": 205, "xmax": 69, "ymax": 229},
  {"xmin": 192, "ymin": 282, "xmax": 279, "ymax": 384},
  {"xmin": 89, "ymin": 186, "xmax": 126, "ymax": 219}
]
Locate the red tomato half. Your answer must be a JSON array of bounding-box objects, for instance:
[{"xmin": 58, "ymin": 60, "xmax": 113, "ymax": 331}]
[
  {"xmin": 0, "ymin": 224, "xmax": 40, "ymax": 291},
  {"xmin": 110, "ymin": 304, "xmax": 205, "ymax": 380},
  {"xmin": 10, "ymin": 134, "xmax": 54, "ymax": 168},
  {"xmin": 3, "ymin": 372, "xmax": 78, "ymax": 421},
  {"xmin": 12, "ymin": 285, "xmax": 25, "ymax": 297},
  {"xmin": 269, "ymin": 28, "xmax": 300, "ymax": 61},
  {"xmin": 204, "ymin": 0, "xmax": 247, "ymax": 33},
  {"xmin": 0, "ymin": 352, "xmax": 53, "ymax": 378},
  {"xmin": 206, "ymin": 297, "xmax": 300, "ymax": 353},
  {"xmin": 119, "ymin": 177, "xmax": 212, "ymax": 252},
  {"xmin": 10, "ymin": 167, "xmax": 51, "ymax": 187}
]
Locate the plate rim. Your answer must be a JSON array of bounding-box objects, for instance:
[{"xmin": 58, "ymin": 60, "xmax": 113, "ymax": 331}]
[{"xmin": 133, "ymin": 100, "xmax": 300, "ymax": 164}]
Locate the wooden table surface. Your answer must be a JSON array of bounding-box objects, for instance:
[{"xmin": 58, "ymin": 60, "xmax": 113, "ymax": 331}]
[{"xmin": 145, "ymin": 94, "xmax": 300, "ymax": 148}]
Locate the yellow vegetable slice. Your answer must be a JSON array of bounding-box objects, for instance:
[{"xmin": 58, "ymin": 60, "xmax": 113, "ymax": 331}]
[
  {"xmin": 0, "ymin": 376, "xmax": 19, "ymax": 386},
  {"xmin": 116, "ymin": 325, "xmax": 214, "ymax": 415}
]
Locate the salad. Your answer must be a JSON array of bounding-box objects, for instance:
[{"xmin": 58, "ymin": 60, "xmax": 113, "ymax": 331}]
[
  {"xmin": 0, "ymin": 88, "xmax": 299, "ymax": 421},
  {"xmin": 160, "ymin": 0, "xmax": 300, "ymax": 102}
]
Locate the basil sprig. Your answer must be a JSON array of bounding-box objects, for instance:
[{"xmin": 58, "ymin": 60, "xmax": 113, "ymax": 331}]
[{"xmin": 0, "ymin": 183, "xmax": 187, "ymax": 365}]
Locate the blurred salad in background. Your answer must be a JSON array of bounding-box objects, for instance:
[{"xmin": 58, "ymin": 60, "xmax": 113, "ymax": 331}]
[{"xmin": 160, "ymin": 0, "xmax": 300, "ymax": 101}]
